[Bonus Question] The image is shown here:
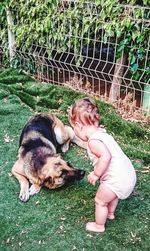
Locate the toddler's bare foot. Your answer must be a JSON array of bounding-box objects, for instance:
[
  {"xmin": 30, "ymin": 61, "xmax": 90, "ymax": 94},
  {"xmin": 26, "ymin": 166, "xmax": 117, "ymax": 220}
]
[
  {"xmin": 86, "ymin": 222, "xmax": 105, "ymax": 233},
  {"xmin": 107, "ymin": 213, "xmax": 115, "ymax": 220}
]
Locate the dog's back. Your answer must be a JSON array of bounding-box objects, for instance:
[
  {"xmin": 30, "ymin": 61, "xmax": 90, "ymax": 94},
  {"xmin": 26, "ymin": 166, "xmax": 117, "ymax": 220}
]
[
  {"xmin": 19, "ymin": 114, "xmax": 58, "ymax": 158},
  {"xmin": 20, "ymin": 114, "xmax": 57, "ymax": 146}
]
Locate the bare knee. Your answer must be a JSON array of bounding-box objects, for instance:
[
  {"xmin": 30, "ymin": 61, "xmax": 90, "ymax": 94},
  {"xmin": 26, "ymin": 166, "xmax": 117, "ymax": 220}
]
[{"xmin": 95, "ymin": 196, "xmax": 108, "ymax": 207}]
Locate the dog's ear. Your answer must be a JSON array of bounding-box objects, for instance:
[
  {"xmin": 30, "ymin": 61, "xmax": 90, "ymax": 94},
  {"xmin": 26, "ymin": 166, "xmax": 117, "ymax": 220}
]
[
  {"xmin": 53, "ymin": 155, "xmax": 62, "ymax": 169},
  {"xmin": 41, "ymin": 176, "xmax": 53, "ymax": 186}
]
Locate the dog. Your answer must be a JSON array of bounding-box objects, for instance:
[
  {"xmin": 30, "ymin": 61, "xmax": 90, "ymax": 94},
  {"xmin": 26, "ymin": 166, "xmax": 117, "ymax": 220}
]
[{"xmin": 12, "ymin": 112, "xmax": 86, "ymax": 202}]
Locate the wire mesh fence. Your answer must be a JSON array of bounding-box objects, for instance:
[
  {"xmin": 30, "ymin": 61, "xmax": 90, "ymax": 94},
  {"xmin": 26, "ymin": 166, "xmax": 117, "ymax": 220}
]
[{"xmin": 0, "ymin": 1, "xmax": 150, "ymax": 116}]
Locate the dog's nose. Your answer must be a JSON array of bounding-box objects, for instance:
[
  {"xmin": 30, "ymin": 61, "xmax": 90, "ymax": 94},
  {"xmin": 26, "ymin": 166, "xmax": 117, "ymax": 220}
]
[
  {"xmin": 77, "ymin": 170, "xmax": 85, "ymax": 180},
  {"xmin": 80, "ymin": 170, "xmax": 85, "ymax": 177}
]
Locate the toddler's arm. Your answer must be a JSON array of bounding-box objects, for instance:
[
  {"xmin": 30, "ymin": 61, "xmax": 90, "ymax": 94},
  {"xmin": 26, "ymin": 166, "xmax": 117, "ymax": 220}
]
[
  {"xmin": 87, "ymin": 171, "xmax": 99, "ymax": 185},
  {"xmin": 88, "ymin": 139, "xmax": 111, "ymax": 182}
]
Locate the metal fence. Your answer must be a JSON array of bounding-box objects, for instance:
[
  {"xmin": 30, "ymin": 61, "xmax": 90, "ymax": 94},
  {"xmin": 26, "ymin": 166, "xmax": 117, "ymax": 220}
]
[{"xmin": 1, "ymin": 1, "xmax": 150, "ymax": 116}]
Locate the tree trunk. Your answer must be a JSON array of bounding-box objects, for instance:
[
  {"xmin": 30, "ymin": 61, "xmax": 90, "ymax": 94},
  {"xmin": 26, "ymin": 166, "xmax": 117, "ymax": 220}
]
[
  {"xmin": 6, "ymin": 8, "xmax": 16, "ymax": 59},
  {"xmin": 109, "ymin": 53, "xmax": 127, "ymax": 102}
]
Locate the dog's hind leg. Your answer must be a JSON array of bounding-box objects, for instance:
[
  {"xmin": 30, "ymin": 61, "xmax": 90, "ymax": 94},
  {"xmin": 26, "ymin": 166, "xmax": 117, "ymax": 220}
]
[
  {"xmin": 12, "ymin": 159, "xmax": 30, "ymax": 202},
  {"xmin": 65, "ymin": 126, "xmax": 87, "ymax": 149}
]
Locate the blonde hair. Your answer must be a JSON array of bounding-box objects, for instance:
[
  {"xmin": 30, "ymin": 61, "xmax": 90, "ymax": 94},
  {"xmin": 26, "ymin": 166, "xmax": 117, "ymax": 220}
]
[{"xmin": 69, "ymin": 97, "xmax": 100, "ymax": 127}]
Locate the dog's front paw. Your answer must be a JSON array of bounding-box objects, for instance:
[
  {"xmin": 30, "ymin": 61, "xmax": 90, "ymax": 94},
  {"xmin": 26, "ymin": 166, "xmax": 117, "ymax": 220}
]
[
  {"xmin": 29, "ymin": 184, "xmax": 41, "ymax": 196},
  {"xmin": 19, "ymin": 190, "xmax": 30, "ymax": 202}
]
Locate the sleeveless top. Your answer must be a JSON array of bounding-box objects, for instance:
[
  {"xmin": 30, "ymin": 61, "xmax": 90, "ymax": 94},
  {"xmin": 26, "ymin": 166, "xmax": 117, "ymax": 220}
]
[{"xmin": 87, "ymin": 128, "xmax": 136, "ymax": 199}]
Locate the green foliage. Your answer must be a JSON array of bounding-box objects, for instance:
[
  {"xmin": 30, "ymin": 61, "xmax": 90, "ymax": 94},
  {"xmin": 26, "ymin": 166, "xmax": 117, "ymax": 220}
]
[{"xmin": 0, "ymin": 1, "xmax": 150, "ymax": 81}]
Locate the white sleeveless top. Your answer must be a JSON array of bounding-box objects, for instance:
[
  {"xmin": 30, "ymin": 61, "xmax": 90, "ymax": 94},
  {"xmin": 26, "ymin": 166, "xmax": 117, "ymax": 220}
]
[{"xmin": 87, "ymin": 128, "xmax": 136, "ymax": 199}]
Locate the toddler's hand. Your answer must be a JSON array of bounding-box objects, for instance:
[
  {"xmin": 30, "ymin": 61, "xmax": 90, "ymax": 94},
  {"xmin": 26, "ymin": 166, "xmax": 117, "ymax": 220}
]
[{"xmin": 87, "ymin": 171, "xmax": 99, "ymax": 185}]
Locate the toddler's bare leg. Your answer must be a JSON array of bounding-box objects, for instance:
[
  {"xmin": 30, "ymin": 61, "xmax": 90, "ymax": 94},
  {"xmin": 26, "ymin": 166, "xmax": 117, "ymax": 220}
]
[
  {"xmin": 86, "ymin": 184, "xmax": 117, "ymax": 233},
  {"xmin": 108, "ymin": 197, "xmax": 118, "ymax": 219}
]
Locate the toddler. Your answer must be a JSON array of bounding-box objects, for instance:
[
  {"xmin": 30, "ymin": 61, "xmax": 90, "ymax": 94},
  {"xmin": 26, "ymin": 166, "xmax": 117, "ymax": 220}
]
[{"xmin": 69, "ymin": 97, "xmax": 136, "ymax": 233}]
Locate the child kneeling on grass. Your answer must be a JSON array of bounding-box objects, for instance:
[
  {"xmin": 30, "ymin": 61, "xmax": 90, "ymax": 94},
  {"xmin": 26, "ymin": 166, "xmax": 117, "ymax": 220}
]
[{"xmin": 69, "ymin": 97, "xmax": 136, "ymax": 233}]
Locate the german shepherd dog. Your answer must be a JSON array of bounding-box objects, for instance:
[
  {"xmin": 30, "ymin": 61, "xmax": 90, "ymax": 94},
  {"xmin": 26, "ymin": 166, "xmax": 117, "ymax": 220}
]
[{"xmin": 12, "ymin": 112, "xmax": 86, "ymax": 202}]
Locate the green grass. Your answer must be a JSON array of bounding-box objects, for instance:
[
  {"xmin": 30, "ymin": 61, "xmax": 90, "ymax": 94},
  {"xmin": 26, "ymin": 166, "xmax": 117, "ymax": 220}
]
[{"xmin": 0, "ymin": 68, "xmax": 150, "ymax": 251}]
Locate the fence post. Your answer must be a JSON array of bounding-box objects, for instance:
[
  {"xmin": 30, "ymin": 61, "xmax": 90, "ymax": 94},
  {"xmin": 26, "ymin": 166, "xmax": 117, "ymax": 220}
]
[
  {"xmin": 6, "ymin": 8, "xmax": 16, "ymax": 60},
  {"xmin": 142, "ymin": 85, "xmax": 150, "ymax": 114},
  {"xmin": 109, "ymin": 53, "xmax": 127, "ymax": 102}
]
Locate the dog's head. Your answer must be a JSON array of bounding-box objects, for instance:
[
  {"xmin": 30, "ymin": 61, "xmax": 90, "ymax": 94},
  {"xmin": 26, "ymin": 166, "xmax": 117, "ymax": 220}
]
[{"xmin": 33, "ymin": 154, "xmax": 85, "ymax": 189}]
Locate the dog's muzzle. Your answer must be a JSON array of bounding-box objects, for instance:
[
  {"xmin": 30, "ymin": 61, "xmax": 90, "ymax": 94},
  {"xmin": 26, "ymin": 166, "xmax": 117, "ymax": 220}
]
[{"xmin": 76, "ymin": 169, "xmax": 85, "ymax": 180}]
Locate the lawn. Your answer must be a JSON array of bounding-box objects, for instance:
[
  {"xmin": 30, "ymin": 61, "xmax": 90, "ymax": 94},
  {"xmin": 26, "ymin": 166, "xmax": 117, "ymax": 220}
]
[{"xmin": 0, "ymin": 68, "xmax": 149, "ymax": 251}]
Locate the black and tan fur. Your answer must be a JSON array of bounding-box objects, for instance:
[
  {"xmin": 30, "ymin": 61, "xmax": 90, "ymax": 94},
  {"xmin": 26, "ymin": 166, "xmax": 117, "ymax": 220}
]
[{"xmin": 12, "ymin": 112, "xmax": 86, "ymax": 202}]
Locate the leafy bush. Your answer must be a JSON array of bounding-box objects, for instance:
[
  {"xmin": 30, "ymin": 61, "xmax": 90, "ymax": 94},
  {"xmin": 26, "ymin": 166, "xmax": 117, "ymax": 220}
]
[{"xmin": 0, "ymin": 0, "xmax": 149, "ymax": 84}]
